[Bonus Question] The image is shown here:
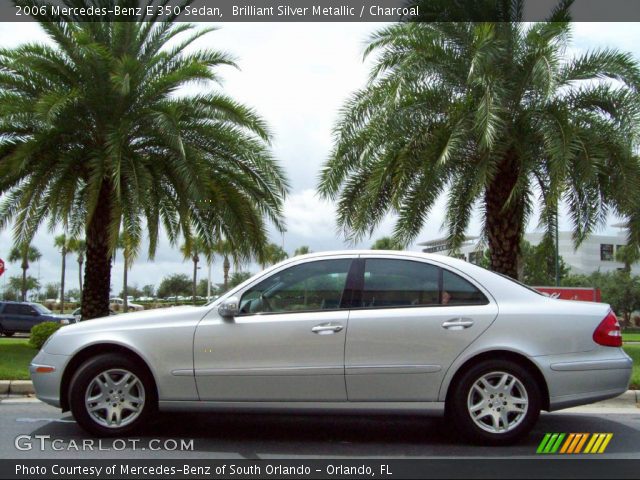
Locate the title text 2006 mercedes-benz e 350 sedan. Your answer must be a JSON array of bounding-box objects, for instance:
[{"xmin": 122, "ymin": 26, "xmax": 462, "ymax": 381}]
[{"xmin": 31, "ymin": 251, "xmax": 632, "ymax": 444}]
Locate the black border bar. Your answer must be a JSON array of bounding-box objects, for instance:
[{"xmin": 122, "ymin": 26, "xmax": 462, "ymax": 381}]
[
  {"xmin": 2, "ymin": 0, "xmax": 640, "ymax": 22},
  {"xmin": 3, "ymin": 459, "xmax": 640, "ymax": 479}
]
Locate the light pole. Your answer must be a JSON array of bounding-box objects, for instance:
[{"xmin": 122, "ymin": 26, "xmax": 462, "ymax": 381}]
[{"xmin": 207, "ymin": 261, "xmax": 212, "ymax": 301}]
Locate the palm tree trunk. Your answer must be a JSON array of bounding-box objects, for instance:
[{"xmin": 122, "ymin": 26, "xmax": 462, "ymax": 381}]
[
  {"xmin": 223, "ymin": 255, "xmax": 230, "ymax": 291},
  {"xmin": 192, "ymin": 255, "xmax": 198, "ymax": 304},
  {"xmin": 485, "ymin": 154, "xmax": 524, "ymax": 279},
  {"xmin": 20, "ymin": 260, "xmax": 28, "ymax": 301},
  {"xmin": 81, "ymin": 182, "xmax": 113, "ymax": 320},
  {"xmin": 78, "ymin": 257, "xmax": 83, "ymax": 292},
  {"xmin": 59, "ymin": 247, "xmax": 66, "ymax": 314},
  {"xmin": 123, "ymin": 257, "xmax": 128, "ymax": 313}
]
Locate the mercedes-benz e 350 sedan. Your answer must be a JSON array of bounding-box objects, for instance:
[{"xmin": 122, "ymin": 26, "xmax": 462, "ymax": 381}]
[{"xmin": 30, "ymin": 251, "xmax": 632, "ymax": 443}]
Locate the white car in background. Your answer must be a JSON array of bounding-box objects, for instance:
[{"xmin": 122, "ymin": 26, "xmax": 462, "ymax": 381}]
[
  {"xmin": 72, "ymin": 308, "xmax": 118, "ymax": 322},
  {"xmin": 108, "ymin": 298, "xmax": 144, "ymax": 312}
]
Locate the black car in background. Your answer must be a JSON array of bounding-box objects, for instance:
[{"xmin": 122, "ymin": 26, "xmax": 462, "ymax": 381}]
[{"xmin": 0, "ymin": 302, "xmax": 76, "ymax": 336}]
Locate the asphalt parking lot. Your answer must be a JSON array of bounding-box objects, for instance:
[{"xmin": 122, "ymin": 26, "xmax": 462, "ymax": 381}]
[{"xmin": 1, "ymin": 399, "xmax": 639, "ymax": 460}]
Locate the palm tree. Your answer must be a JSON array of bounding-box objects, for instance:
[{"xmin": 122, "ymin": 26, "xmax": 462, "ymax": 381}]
[
  {"xmin": 616, "ymin": 245, "xmax": 640, "ymax": 273},
  {"xmin": 318, "ymin": 1, "xmax": 640, "ymax": 278},
  {"xmin": 213, "ymin": 236, "xmax": 261, "ymax": 292},
  {"xmin": 0, "ymin": 5, "xmax": 288, "ymax": 318},
  {"xmin": 293, "ymin": 246, "xmax": 312, "ymax": 256},
  {"xmin": 180, "ymin": 236, "xmax": 213, "ymax": 304},
  {"xmin": 69, "ymin": 238, "xmax": 86, "ymax": 292},
  {"xmin": 260, "ymin": 243, "xmax": 289, "ymax": 269},
  {"xmin": 371, "ymin": 237, "xmax": 403, "ymax": 250},
  {"xmin": 7, "ymin": 245, "xmax": 41, "ymax": 301},
  {"xmin": 115, "ymin": 232, "xmax": 139, "ymax": 313},
  {"xmin": 54, "ymin": 234, "xmax": 74, "ymax": 313}
]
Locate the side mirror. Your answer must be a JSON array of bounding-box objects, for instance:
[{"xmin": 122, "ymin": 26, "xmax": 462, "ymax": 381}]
[{"xmin": 218, "ymin": 296, "xmax": 240, "ymax": 318}]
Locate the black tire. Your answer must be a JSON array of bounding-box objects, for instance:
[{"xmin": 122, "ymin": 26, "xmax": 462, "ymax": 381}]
[
  {"xmin": 69, "ymin": 353, "xmax": 157, "ymax": 437},
  {"xmin": 446, "ymin": 359, "xmax": 541, "ymax": 445},
  {"xmin": 3, "ymin": 331, "xmax": 15, "ymax": 337}
]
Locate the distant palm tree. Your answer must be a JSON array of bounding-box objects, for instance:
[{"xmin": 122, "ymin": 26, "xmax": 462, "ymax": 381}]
[
  {"xmin": 115, "ymin": 232, "xmax": 139, "ymax": 313},
  {"xmin": 8, "ymin": 275, "xmax": 40, "ymax": 302},
  {"xmin": 54, "ymin": 234, "xmax": 75, "ymax": 313},
  {"xmin": 8, "ymin": 245, "xmax": 41, "ymax": 301},
  {"xmin": 260, "ymin": 243, "xmax": 289, "ymax": 269},
  {"xmin": 319, "ymin": 1, "xmax": 640, "ymax": 278},
  {"xmin": 213, "ymin": 238, "xmax": 249, "ymax": 292},
  {"xmin": 180, "ymin": 236, "xmax": 214, "ymax": 304},
  {"xmin": 371, "ymin": 237, "xmax": 403, "ymax": 250},
  {"xmin": 293, "ymin": 246, "xmax": 312, "ymax": 256},
  {"xmin": 616, "ymin": 245, "xmax": 640, "ymax": 273},
  {"xmin": 0, "ymin": 4, "xmax": 288, "ymax": 319},
  {"xmin": 70, "ymin": 239, "xmax": 86, "ymax": 292}
]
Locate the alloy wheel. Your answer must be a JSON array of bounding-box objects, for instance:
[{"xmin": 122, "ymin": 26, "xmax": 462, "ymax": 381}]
[
  {"xmin": 466, "ymin": 371, "xmax": 529, "ymax": 434},
  {"xmin": 84, "ymin": 369, "xmax": 146, "ymax": 428}
]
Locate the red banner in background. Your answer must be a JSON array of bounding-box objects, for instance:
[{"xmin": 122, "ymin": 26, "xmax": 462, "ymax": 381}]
[{"xmin": 534, "ymin": 286, "xmax": 601, "ymax": 302}]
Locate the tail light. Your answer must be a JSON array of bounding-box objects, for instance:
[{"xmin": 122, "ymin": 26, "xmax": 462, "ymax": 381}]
[{"xmin": 593, "ymin": 311, "xmax": 622, "ymax": 347}]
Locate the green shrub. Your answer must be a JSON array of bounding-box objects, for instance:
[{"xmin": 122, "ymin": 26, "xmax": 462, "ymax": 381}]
[{"xmin": 29, "ymin": 322, "xmax": 62, "ymax": 350}]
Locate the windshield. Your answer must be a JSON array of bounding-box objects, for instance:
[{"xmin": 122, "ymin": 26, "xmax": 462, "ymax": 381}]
[{"xmin": 32, "ymin": 303, "xmax": 53, "ymax": 314}]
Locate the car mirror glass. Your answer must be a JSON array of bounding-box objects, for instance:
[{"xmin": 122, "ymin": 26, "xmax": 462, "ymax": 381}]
[{"xmin": 218, "ymin": 296, "xmax": 239, "ymax": 319}]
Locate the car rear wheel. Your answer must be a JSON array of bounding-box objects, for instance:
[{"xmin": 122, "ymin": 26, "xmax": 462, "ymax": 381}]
[
  {"xmin": 3, "ymin": 330, "xmax": 15, "ymax": 337},
  {"xmin": 69, "ymin": 354, "xmax": 156, "ymax": 436},
  {"xmin": 447, "ymin": 359, "xmax": 541, "ymax": 445}
]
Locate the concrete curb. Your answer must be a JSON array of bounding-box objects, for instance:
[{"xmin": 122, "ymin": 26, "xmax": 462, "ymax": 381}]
[
  {"xmin": 0, "ymin": 380, "xmax": 638, "ymax": 408},
  {"xmin": 0, "ymin": 380, "xmax": 35, "ymax": 396}
]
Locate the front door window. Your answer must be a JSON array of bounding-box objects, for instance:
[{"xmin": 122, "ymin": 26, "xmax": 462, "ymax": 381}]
[{"xmin": 239, "ymin": 259, "xmax": 352, "ymax": 314}]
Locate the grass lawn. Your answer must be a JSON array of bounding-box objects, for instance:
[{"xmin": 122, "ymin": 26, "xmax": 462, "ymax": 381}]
[
  {"xmin": 624, "ymin": 344, "xmax": 640, "ymax": 390},
  {"xmin": 0, "ymin": 338, "xmax": 37, "ymax": 380},
  {"xmin": 1, "ymin": 338, "xmax": 639, "ymax": 390},
  {"xmin": 623, "ymin": 333, "xmax": 640, "ymax": 342}
]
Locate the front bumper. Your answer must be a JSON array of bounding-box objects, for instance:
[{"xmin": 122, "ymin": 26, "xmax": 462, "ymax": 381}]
[{"xmin": 29, "ymin": 350, "xmax": 71, "ymax": 408}]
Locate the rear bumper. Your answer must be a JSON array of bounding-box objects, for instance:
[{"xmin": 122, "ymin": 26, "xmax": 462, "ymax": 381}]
[
  {"xmin": 29, "ymin": 350, "xmax": 70, "ymax": 408},
  {"xmin": 534, "ymin": 349, "xmax": 633, "ymax": 411}
]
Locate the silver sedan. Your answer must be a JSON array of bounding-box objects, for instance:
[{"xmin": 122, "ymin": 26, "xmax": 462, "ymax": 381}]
[{"xmin": 30, "ymin": 251, "xmax": 632, "ymax": 444}]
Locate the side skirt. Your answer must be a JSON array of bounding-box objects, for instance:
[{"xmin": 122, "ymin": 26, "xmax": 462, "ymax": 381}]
[{"xmin": 158, "ymin": 400, "xmax": 445, "ymax": 416}]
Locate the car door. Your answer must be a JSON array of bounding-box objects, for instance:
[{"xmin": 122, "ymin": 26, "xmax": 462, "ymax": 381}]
[
  {"xmin": 3, "ymin": 304, "xmax": 40, "ymax": 332},
  {"xmin": 194, "ymin": 256, "xmax": 355, "ymax": 401},
  {"xmin": 345, "ymin": 256, "xmax": 498, "ymax": 401}
]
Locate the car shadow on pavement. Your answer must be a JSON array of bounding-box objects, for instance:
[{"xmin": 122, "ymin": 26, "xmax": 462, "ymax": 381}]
[{"xmin": 23, "ymin": 410, "xmax": 640, "ymax": 458}]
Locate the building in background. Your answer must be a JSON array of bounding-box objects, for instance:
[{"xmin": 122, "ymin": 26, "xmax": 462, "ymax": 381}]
[{"xmin": 418, "ymin": 226, "xmax": 639, "ymax": 276}]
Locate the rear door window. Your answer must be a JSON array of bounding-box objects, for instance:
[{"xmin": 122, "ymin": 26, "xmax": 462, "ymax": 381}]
[
  {"xmin": 360, "ymin": 259, "xmax": 488, "ymax": 308},
  {"xmin": 362, "ymin": 259, "xmax": 440, "ymax": 308}
]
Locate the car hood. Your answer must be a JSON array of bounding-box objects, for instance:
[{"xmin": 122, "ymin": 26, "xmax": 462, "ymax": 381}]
[{"xmin": 55, "ymin": 305, "xmax": 210, "ymax": 334}]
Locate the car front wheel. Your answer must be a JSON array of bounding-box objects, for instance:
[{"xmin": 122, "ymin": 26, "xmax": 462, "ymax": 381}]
[
  {"xmin": 69, "ymin": 354, "xmax": 156, "ymax": 436},
  {"xmin": 447, "ymin": 359, "xmax": 541, "ymax": 445}
]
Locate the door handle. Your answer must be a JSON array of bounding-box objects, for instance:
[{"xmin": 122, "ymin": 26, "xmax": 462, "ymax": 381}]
[
  {"xmin": 311, "ymin": 323, "xmax": 344, "ymax": 334},
  {"xmin": 442, "ymin": 318, "xmax": 474, "ymax": 330}
]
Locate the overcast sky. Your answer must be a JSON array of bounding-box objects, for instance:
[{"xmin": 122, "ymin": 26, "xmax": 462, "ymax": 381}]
[{"xmin": 0, "ymin": 22, "xmax": 638, "ymax": 295}]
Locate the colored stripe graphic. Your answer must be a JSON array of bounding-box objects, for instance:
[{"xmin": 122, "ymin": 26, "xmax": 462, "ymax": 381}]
[
  {"xmin": 537, "ymin": 433, "xmax": 612, "ymax": 454},
  {"xmin": 536, "ymin": 433, "xmax": 552, "ymax": 454}
]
